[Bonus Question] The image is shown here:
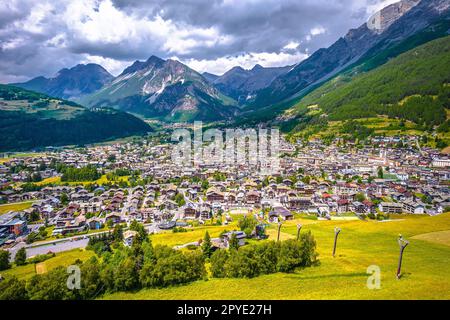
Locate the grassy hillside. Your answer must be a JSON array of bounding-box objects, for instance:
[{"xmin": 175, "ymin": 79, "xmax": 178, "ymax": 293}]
[
  {"xmin": 4, "ymin": 212, "xmax": 450, "ymax": 300},
  {"xmin": 2, "ymin": 249, "xmax": 94, "ymax": 281},
  {"xmin": 0, "ymin": 85, "xmax": 152, "ymax": 151},
  {"xmin": 284, "ymin": 36, "xmax": 450, "ymax": 143},
  {"xmin": 102, "ymin": 213, "xmax": 450, "ymax": 300}
]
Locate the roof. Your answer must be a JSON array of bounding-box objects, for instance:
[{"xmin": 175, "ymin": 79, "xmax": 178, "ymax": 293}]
[
  {"xmin": 123, "ymin": 230, "xmax": 138, "ymax": 239},
  {"xmin": 379, "ymin": 202, "xmax": 403, "ymax": 208},
  {"xmin": 222, "ymin": 230, "xmax": 246, "ymax": 239},
  {"xmin": 269, "ymin": 206, "xmax": 293, "ymax": 217},
  {"xmin": 4, "ymin": 218, "xmax": 26, "ymax": 226}
]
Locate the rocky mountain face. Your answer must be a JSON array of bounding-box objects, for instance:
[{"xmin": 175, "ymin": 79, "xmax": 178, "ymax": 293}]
[
  {"xmin": 202, "ymin": 72, "xmax": 219, "ymax": 83},
  {"xmin": 250, "ymin": 0, "xmax": 450, "ymax": 109},
  {"xmin": 81, "ymin": 56, "xmax": 237, "ymax": 122},
  {"xmin": 212, "ymin": 64, "xmax": 291, "ymax": 104},
  {"xmin": 13, "ymin": 64, "xmax": 114, "ymax": 100},
  {"xmin": 367, "ymin": 0, "xmax": 420, "ymax": 33}
]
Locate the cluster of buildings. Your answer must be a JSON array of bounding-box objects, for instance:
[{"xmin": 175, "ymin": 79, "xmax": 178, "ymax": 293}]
[{"xmin": 0, "ymin": 134, "xmax": 449, "ymax": 247}]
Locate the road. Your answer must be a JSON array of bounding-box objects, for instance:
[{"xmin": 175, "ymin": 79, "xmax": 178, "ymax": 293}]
[
  {"xmin": 25, "ymin": 238, "xmax": 90, "ymax": 258},
  {"xmin": 7, "ymin": 222, "xmax": 160, "ymax": 261}
]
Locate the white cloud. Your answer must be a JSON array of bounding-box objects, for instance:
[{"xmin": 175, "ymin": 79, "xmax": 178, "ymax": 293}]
[
  {"xmin": 13, "ymin": 1, "xmax": 53, "ymax": 34},
  {"xmin": 283, "ymin": 41, "xmax": 300, "ymax": 50},
  {"xmin": 180, "ymin": 51, "xmax": 309, "ymax": 75},
  {"xmin": 310, "ymin": 26, "xmax": 326, "ymax": 36},
  {"xmin": 81, "ymin": 55, "xmax": 131, "ymax": 76},
  {"xmin": 0, "ymin": 0, "xmax": 413, "ymax": 82},
  {"xmin": 63, "ymin": 0, "xmax": 233, "ymax": 57}
]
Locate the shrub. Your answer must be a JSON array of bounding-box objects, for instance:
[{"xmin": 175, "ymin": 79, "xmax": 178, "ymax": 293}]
[
  {"xmin": 210, "ymin": 233, "xmax": 318, "ymax": 279},
  {"xmin": 26, "ymin": 253, "xmax": 56, "ymax": 264},
  {"xmin": 0, "ymin": 276, "xmax": 28, "ymax": 300}
]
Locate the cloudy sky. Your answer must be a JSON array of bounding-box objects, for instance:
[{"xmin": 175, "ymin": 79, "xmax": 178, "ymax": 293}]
[{"xmin": 0, "ymin": 0, "xmax": 400, "ymax": 82}]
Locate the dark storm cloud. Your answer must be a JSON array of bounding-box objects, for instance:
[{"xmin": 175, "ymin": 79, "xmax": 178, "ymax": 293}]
[
  {"xmin": 0, "ymin": 0, "xmax": 396, "ymax": 82},
  {"xmin": 110, "ymin": 0, "xmax": 363, "ymax": 59}
]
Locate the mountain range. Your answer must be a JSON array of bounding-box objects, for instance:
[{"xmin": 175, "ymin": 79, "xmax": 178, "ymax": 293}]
[
  {"xmin": 8, "ymin": 0, "xmax": 450, "ymax": 137},
  {"xmin": 13, "ymin": 64, "xmax": 114, "ymax": 101},
  {"xmin": 78, "ymin": 56, "xmax": 237, "ymax": 122},
  {"xmin": 248, "ymin": 0, "xmax": 449, "ymax": 110},
  {"xmin": 282, "ymin": 35, "xmax": 450, "ymax": 141},
  {"xmin": 206, "ymin": 64, "xmax": 292, "ymax": 104}
]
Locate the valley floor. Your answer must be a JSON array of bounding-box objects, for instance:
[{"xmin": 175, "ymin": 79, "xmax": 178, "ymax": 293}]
[{"xmin": 102, "ymin": 213, "xmax": 450, "ymax": 300}]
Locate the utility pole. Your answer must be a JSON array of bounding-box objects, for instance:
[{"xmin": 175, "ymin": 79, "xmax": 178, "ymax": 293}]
[
  {"xmin": 333, "ymin": 227, "xmax": 341, "ymax": 257},
  {"xmin": 296, "ymin": 224, "xmax": 303, "ymax": 241},
  {"xmin": 277, "ymin": 222, "xmax": 282, "ymax": 242},
  {"xmin": 397, "ymin": 234, "xmax": 409, "ymax": 279}
]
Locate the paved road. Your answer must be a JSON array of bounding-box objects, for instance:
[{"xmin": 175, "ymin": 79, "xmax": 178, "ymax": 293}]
[
  {"xmin": 24, "ymin": 238, "xmax": 89, "ymax": 258},
  {"xmin": 8, "ymin": 222, "xmax": 160, "ymax": 261}
]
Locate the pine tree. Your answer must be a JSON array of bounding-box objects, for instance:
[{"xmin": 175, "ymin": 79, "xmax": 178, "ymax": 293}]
[
  {"xmin": 202, "ymin": 231, "xmax": 213, "ymax": 258},
  {"xmin": 15, "ymin": 247, "xmax": 27, "ymax": 266}
]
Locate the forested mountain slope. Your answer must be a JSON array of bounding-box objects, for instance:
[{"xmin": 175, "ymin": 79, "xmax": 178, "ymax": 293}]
[{"xmin": 0, "ymin": 85, "xmax": 151, "ymax": 151}]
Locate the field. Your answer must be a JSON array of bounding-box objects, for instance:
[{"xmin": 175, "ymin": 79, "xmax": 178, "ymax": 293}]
[
  {"xmin": 103, "ymin": 213, "xmax": 450, "ymax": 300},
  {"xmin": 34, "ymin": 174, "xmax": 130, "ymax": 187},
  {"xmin": 2, "ymin": 249, "xmax": 94, "ymax": 280},
  {"xmin": 0, "ymin": 152, "xmax": 46, "ymax": 164},
  {"xmin": 412, "ymin": 230, "xmax": 450, "ymax": 247},
  {"xmin": 152, "ymin": 225, "xmax": 231, "ymax": 247},
  {"xmin": 3, "ymin": 213, "xmax": 450, "ymax": 299},
  {"xmin": 0, "ymin": 201, "xmax": 34, "ymax": 215}
]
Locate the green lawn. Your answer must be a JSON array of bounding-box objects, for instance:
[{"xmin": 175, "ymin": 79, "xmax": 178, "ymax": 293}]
[
  {"xmin": 2, "ymin": 249, "xmax": 94, "ymax": 281},
  {"xmin": 412, "ymin": 230, "xmax": 450, "ymax": 247},
  {"xmin": 151, "ymin": 224, "xmax": 237, "ymax": 247},
  {"xmin": 0, "ymin": 201, "xmax": 34, "ymax": 215},
  {"xmin": 0, "ymin": 152, "xmax": 46, "ymax": 164},
  {"xmin": 33, "ymin": 174, "xmax": 130, "ymax": 187},
  {"xmin": 103, "ymin": 213, "xmax": 450, "ymax": 300},
  {"xmin": 4, "ymin": 213, "xmax": 449, "ymax": 299}
]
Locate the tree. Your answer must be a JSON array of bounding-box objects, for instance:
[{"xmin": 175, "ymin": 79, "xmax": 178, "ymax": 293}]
[
  {"xmin": 15, "ymin": 247, "xmax": 27, "ymax": 266},
  {"xmin": 355, "ymin": 193, "xmax": 366, "ymax": 202},
  {"xmin": 129, "ymin": 220, "xmax": 148, "ymax": 243},
  {"xmin": 0, "ymin": 276, "xmax": 28, "ymax": 300},
  {"xmin": 60, "ymin": 193, "xmax": 69, "ymax": 206},
  {"xmin": 298, "ymin": 231, "xmax": 318, "ymax": 267},
  {"xmin": 228, "ymin": 233, "xmax": 240, "ymax": 251},
  {"xmin": 201, "ymin": 179, "xmax": 209, "ymax": 191},
  {"xmin": 201, "ymin": 231, "xmax": 213, "ymax": 259},
  {"xmin": 0, "ymin": 250, "xmax": 11, "ymax": 271},
  {"xmin": 112, "ymin": 224, "xmax": 124, "ymax": 242},
  {"xmin": 61, "ymin": 165, "xmax": 101, "ymax": 182},
  {"xmin": 238, "ymin": 216, "xmax": 257, "ymax": 237},
  {"xmin": 78, "ymin": 256, "xmax": 103, "ymax": 299},
  {"xmin": 254, "ymin": 241, "xmax": 279, "ymax": 274},
  {"xmin": 210, "ymin": 249, "xmax": 229, "ymax": 278},
  {"xmin": 140, "ymin": 245, "xmax": 205, "ymax": 288},
  {"xmin": 377, "ymin": 167, "xmax": 384, "ymax": 179},
  {"xmin": 106, "ymin": 219, "xmax": 114, "ymax": 229},
  {"xmin": 224, "ymin": 247, "xmax": 260, "ymax": 278},
  {"xmin": 107, "ymin": 154, "xmax": 116, "ymax": 162},
  {"xmin": 27, "ymin": 267, "xmax": 76, "ymax": 300},
  {"xmin": 174, "ymin": 193, "xmax": 186, "ymax": 206},
  {"xmin": 114, "ymin": 257, "xmax": 140, "ymax": 291},
  {"xmin": 276, "ymin": 239, "xmax": 303, "ymax": 273}
]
